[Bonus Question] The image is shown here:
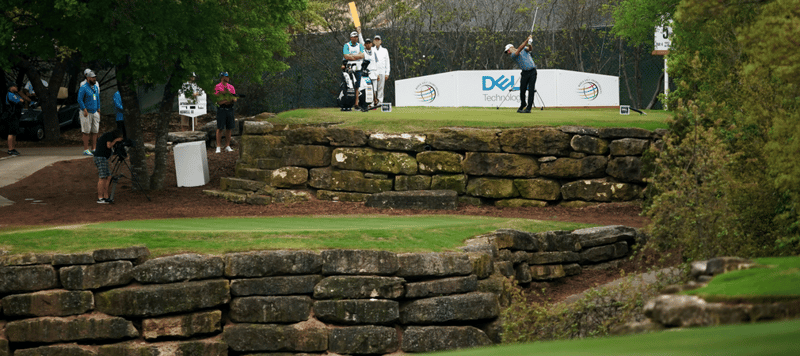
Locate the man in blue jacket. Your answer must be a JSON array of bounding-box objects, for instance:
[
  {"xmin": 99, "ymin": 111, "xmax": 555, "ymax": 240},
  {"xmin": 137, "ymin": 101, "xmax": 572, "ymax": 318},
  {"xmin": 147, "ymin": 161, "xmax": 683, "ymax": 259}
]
[
  {"xmin": 77, "ymin": 71, "xmax": 101, "ymax": 155},
  {"xmin": 113, "ymin": 91, "xmax": 125, "ymax": 138},
  {"xmin": 5, "ymin": 83, "xmax": 30, "ymax": 155}
]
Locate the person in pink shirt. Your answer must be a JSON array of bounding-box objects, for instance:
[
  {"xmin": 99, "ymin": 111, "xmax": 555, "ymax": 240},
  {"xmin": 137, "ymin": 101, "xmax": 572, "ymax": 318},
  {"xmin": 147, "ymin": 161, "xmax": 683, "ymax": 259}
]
[{"xmin": 214, "ymin": 72, "xmax": 237, "ymax": 153}]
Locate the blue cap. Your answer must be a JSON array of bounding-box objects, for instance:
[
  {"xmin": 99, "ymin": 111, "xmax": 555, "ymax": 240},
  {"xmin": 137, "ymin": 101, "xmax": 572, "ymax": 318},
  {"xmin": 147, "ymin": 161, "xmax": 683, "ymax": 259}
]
[{"xmin": 220, "ymin": 72, "xmax": 229, "ymax": 77}]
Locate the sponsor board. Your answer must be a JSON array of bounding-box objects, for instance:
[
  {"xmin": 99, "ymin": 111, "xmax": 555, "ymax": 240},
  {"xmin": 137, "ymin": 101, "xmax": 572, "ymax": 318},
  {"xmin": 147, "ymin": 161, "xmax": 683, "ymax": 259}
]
[{"xmin": 396, "ymin": 69, "xmax": 618, "ymax": 108}]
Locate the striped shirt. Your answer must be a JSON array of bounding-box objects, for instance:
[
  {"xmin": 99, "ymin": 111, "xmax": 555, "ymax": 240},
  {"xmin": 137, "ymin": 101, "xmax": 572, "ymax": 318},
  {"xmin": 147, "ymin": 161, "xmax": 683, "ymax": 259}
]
[{"xmin": 510, "ymin": 49, "xmax": 537, "ymax": 71}]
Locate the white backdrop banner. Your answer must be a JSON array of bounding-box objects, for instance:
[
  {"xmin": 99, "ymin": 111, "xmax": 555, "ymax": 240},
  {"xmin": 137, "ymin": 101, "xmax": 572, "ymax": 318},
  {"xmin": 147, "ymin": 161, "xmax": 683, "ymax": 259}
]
[{"xmin": 396, "ymin": 69, "xmax": 618, "ymax": 108}]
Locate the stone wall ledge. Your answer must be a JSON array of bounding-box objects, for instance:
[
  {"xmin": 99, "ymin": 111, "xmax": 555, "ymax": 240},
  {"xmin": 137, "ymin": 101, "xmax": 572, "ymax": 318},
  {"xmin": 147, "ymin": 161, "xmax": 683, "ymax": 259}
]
[
  {"xmin": 0, "ymin": 225, "xmax": 642, "ymax": 355},
  {"xmin": 222, "ymin": 124, "xmax": 664, "ymax": 207}
]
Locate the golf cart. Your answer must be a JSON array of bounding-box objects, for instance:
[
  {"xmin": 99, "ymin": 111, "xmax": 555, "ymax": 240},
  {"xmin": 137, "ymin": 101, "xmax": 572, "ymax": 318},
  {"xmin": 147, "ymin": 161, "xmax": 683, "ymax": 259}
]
[{"xmin": 10, "ymin": 87, "xmax": 79, "ymax": 141}]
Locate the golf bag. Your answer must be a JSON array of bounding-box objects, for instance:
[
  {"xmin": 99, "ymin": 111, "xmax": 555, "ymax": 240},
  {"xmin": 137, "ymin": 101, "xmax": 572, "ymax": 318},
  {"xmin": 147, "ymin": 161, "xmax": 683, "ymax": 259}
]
[
  {"xmin": 337, "ymin": 60, "xmax": 375, "ymax": 111},
  {"xmin": 337, "ymin": 64, "xmax": 357, "ymax": 111}
]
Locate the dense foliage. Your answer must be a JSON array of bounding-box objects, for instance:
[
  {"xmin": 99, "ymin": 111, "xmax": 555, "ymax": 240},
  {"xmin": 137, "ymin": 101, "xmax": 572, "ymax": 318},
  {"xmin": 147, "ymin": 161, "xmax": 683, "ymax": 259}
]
[{"xmin": 624, "ymin": 0, "xmax": 800, "ymax": 260}]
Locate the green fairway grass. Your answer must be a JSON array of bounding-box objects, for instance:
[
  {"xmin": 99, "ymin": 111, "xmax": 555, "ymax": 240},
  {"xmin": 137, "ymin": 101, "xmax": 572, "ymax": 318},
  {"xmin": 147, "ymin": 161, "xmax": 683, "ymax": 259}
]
[
  {"xmin": 426, "ymin": 319, "xmax": 800, "ymax": 356},
  {"xmin": 0, "ymin": 215, "xmax": 593, "ymax": 256},
  {"xmin": 684, "ymin": 256, "xmax": 800, "ymax": 302},
  {"xmin": 273, "ymin": 107, "xmax": 670, "ymax": 133}
]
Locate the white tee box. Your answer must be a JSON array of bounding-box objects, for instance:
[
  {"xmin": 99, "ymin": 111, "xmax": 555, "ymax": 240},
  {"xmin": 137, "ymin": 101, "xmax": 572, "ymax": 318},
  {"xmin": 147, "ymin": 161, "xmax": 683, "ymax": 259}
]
[{"xmin": 173, "ymin": 141, "xmax": 210, "ymax": 187}]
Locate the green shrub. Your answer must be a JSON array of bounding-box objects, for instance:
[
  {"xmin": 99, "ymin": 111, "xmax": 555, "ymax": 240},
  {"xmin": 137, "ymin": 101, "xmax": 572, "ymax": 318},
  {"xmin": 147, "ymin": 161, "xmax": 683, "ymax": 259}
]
[{"xmin": 501, "ymin": 263, "xmax": 683, "ymax": 343}]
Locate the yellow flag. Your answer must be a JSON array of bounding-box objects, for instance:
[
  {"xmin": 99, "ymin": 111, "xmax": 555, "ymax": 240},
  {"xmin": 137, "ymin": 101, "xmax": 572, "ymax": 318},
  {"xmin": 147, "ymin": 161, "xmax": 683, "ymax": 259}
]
[{"xmin": 348, "ymin": 2, "xmax": 360, "ymax": 28}]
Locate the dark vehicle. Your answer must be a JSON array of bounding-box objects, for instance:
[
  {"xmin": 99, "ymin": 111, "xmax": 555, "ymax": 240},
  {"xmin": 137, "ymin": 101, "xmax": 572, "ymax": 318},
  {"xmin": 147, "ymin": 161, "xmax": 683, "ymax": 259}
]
[
  {"xmin": 17, "ymin": 103, "xmax": 80, "ymax": 140},
  {"xmin": 1, "ymin": 87, "xmax": 79, "ymax": 141}
]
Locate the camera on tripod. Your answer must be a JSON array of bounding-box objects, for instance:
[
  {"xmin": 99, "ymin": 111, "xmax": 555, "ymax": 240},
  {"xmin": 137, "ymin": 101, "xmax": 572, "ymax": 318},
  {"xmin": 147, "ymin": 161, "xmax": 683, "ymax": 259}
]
[{"xmin": 113, "ymin": 139, "xmax": 135, "ymax": 159}]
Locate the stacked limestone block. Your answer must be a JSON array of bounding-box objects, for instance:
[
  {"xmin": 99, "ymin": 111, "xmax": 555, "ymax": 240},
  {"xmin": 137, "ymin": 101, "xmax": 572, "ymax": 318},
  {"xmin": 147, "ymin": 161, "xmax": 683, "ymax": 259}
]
[
  {"xmin": 206, "ymin": 122, "xmax": 667, "ymax": 207},
  {"xmin": 222, "ymin": 249, "xmax": 500, "ymax": 354},
  {"xmin": 462, "ymin": 225, "xmax": 642, "ymax": 283},
  {"xmin": 0, "ymin": 245, "xmax": 503, "ymax": 355},
  {"xmin": 0, "ymin": 247, "xmax": 229, "ymax": 356}
]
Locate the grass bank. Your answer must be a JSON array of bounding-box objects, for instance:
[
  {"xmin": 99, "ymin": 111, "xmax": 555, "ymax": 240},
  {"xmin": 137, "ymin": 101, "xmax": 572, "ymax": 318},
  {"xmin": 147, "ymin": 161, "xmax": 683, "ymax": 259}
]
[
  {"xmin": 272, "ymin": 107, "xmax": 671, "ymax": 133},
  {"xmin": 429, "ymin": 318, "xmax": 800, "ymax": 356},
  {"xmin": 685, "ymin": 256, "xmax": 800, "ymax": 303},
  {"xmin": 0, "ymin": 215, "xmax": 592, "ymax": 256}
]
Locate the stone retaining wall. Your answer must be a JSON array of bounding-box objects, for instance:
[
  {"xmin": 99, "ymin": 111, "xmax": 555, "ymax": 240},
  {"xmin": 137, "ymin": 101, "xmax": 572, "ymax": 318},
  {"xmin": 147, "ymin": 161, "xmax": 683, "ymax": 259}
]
[
  {"xmin": 0, "ymin": 225, "xmax": 639, "ymax": 355},
  {"xmin": 206, "ymin": 122, "xmax": 666, "ymax": 207}
]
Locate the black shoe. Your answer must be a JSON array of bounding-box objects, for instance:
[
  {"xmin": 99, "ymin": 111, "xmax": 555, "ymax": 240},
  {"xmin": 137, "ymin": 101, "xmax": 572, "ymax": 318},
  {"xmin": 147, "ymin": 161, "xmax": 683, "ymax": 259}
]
[
  {"xmin": 97, "ymin": 198, "xmax": 109, "ymax": 204},
  {"xmin": 104, "ymin": 198, "xmax": 114, "ymax": 204},
  {"xmin": 516, "ymin": 108, "xmax": 524, "ymax": 113},
  {"xmin": 8, "ymin": 149, "xmax": 20, "ymax": 156},
  {"xmin": 523, "ymin": 108, "xmax": 531, "ymax": 113}
]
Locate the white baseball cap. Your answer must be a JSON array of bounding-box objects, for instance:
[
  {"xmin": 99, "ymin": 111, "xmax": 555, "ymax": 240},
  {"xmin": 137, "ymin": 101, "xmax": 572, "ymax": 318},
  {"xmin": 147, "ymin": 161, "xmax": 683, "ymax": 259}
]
[
  {"xmin": 350, "ymin": 31, "xmax": 358, "ymax": 37},
  {"xmin": 84, "ymin": 68, "xmax": 92, "ymax": 76},
  {"xmin": 504, "ymin": 44, "xmax": 514, "ymax": 53}
]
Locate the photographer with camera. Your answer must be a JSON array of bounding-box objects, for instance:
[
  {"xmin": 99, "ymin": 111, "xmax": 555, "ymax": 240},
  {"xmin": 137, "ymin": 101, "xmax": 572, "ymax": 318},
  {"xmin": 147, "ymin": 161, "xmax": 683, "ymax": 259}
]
[{"xmin": 94, "ymin": 129, "xmax": 124, "ymax": 204}]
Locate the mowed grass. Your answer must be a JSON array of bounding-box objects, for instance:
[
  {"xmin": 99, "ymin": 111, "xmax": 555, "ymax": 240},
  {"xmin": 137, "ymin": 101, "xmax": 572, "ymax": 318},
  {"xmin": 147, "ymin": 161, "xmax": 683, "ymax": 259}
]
[
  {"xmin": 684, "ymin": 256, "xmax": 800, "ymax": 302},
  {"xmin": 425, "ymin": 319, "xmax": 800, "ymax": 356},
  {"xmin": 0, "ymin": 215, "xmax": 593, "ymax": 256},
  {"xmin": 273, "ymin": 107, "xmax": 671, "ymax": 133}
]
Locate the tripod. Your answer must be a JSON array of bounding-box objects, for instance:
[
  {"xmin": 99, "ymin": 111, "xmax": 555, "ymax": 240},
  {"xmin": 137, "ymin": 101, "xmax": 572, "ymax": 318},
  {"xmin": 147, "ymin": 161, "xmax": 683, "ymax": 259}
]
[
  {"xmin": 108, "ymin": 152, "xmax": 152, "ymax": 202},
  {"xmin": 498, "ymin": 88, "xmax": 546, "ymax": 110}
]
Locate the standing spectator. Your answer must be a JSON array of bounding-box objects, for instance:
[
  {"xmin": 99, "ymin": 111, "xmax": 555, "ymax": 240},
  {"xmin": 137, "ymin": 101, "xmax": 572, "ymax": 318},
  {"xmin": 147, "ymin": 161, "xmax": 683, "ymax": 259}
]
[
  {"xmin": 5, "ymin": 83, "xmax": 30, "ymax": 155},
  {"xmin": 363, "ymin": 38, "xmax": 379, "ymax": 108},
  {"xmin": 504, "ymin": 35, "xmax": 537, "ymax": 113},
  {"xmin": 78, "ymin": 71, "xmax": 101, "ymax": 155},
  {"xmin": 214, "ymin": 72, "xmax": 236, "ymax": 153},
  {"xmin": 79, "ymin": 68, "xmax": 99, "ymax": 92},
  {"xmin": 373, "ymin": 35, "xmax": 391, "ymax": 106},
  {"xmin": 93, "ymin": 128, "xmax": 124, "ymax": 204},
  {"xmin": 343, "ymin": 29, "xmax": 365, "ymax": 109},
  {"xmin": 113, "ymin": 90, "xmax": 125, "ymax": 139}
]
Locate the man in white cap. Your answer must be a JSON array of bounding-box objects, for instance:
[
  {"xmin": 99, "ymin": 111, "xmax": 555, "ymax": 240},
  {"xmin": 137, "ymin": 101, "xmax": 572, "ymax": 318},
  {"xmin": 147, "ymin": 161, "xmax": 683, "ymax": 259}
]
[
  {"xmin": 77, "ymin": 71, "xmax": 101, "ymax": 155},
  {"xmin": 343, "ymin": 29, "xmax": 365, "ymax": 109},
  {"xmin": 373, "ymin": 35, "xmax": 390, "ymax": 106},
  {"xmin": 504, "ymin": 35, "xmax": 537, "ymax": 113},
  {"xmin": 80, "ymin": 68, "xmax": 100, "ymax": 93}
]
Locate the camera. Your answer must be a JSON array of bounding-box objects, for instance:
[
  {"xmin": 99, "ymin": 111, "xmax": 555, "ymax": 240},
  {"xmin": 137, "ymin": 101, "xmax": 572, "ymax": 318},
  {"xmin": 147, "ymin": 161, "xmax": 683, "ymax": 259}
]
[{"xmin": 113, "ymin": 139, "xmax": 135, "ymax": 159}]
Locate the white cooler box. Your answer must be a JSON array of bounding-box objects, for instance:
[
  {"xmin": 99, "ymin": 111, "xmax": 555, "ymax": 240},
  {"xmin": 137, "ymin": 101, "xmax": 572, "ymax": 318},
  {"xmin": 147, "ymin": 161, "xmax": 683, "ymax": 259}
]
[{"xmin": 173, "ymin": 141, "xmax": 210, "ymax": 187}]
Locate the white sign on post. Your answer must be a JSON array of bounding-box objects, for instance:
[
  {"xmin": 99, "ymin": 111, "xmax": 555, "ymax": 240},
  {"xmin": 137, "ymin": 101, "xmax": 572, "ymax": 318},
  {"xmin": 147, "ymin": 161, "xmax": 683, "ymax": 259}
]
[
  {"xmin": 654, "ymin": 22, "xmax": 673, "ymax": 52},
  {"xmin": 178, "ymin": 87, "xmax": 207, "ymax": 131}
]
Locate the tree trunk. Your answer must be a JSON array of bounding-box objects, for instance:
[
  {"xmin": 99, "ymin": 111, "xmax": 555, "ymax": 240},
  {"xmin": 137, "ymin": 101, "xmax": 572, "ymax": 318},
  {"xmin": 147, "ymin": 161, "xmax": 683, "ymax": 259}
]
[
  {"xmin": 17, "ymin": 58, "xmax": 65, "ymax": 141},
  {"xmin": 645, "ymin": 72, "xmax": 665, "ymax": 110},
  {"xmin": 149, "ymin": 73, "xmax": 177, "ymax": 191},
  {"xmin": 68, "ymin": 53, "xmax": 82, "ymax": 104},
  {"xmin": 116, "ymin": 68, "xmax": 150, "ymax": 190}
]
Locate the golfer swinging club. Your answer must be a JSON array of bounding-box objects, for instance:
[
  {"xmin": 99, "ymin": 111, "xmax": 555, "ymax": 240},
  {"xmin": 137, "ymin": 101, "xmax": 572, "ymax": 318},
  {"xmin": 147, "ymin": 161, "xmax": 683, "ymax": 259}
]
[{"xmin": 504, "ymin": 35, "xmax": 537, "ymax": 113}]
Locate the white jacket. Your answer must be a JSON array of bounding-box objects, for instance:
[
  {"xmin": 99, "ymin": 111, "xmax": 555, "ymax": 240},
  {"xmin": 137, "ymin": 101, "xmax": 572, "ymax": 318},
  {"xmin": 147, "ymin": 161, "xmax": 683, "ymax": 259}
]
[{"xmin": 374, "ymin": 46, "xmax": 391, "ymax": 76}]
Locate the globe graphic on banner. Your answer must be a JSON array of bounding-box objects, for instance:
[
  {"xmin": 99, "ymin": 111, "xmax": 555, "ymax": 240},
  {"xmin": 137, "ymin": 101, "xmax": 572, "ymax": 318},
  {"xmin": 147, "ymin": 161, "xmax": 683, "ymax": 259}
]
[
  {"xmin": 415, "ymin": 84, "xmax": 437, "ymax": 103},
  {"xmin": 578, "ymin": 81, "xmax": 599, "ymax": 100}
]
